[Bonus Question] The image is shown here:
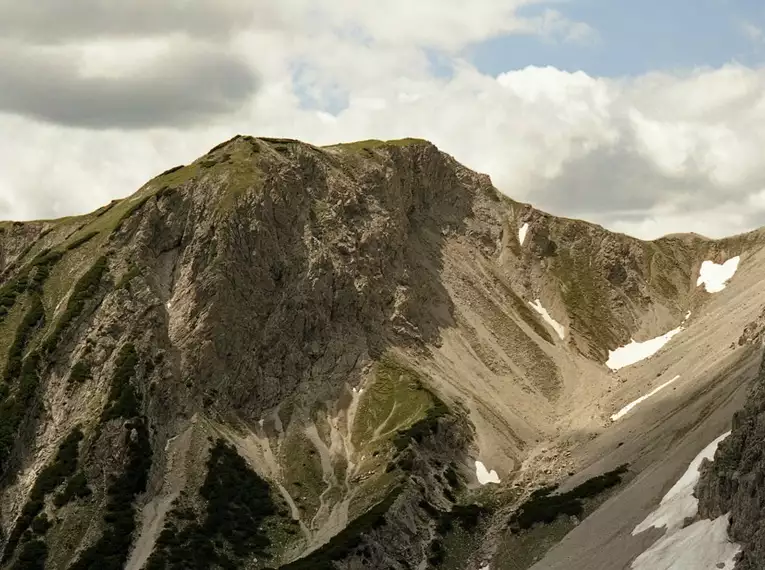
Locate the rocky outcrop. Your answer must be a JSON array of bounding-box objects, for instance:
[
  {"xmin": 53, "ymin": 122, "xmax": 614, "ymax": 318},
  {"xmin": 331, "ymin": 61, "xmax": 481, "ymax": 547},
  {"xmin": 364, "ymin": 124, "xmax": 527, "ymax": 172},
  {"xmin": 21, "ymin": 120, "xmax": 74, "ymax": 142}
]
[{"xmin": 697, "ymin": 334, "xmax": 765, "ymax": 569}]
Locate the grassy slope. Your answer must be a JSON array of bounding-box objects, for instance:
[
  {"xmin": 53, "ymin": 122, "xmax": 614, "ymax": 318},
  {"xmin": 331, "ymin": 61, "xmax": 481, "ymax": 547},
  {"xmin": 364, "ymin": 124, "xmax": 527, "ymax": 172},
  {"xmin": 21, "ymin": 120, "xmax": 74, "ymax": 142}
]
[{"xmin": 348, "ymin": 356, "xmax": 444, "ymax": 518}]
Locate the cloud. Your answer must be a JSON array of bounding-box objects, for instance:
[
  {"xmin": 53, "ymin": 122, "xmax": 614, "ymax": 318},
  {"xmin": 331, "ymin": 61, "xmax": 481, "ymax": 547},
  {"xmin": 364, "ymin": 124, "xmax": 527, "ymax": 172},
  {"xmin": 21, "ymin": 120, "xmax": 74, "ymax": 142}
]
[
  {"xmin": 0, "ymin": 41, "xmax": 258, "ymax": 129},
  {"xmin": 532, "ymin": 8, "xmax": 599, "ymax": 45},
  {"xmin": 270, "ymin": 0, "xmax": 594, "ymax": 51},
  {"xmin": 2, "ymin": 1, "xmax": 765, "ymax": 241},
  {"xmin": 0, "ymin": 0, "xmax": 259, "ymax": 42},
  {"xmin": 740, "ymin": 21, "xmax": 764, "ymax": 43}
]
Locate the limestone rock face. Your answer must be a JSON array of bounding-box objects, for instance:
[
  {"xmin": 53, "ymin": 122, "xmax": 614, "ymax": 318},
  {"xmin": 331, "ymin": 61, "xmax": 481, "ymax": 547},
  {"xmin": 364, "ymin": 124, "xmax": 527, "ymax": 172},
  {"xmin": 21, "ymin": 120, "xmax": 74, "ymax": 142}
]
[{"xmin": 697, "ymin": 349, "xmax": 765, "ymax": 569}]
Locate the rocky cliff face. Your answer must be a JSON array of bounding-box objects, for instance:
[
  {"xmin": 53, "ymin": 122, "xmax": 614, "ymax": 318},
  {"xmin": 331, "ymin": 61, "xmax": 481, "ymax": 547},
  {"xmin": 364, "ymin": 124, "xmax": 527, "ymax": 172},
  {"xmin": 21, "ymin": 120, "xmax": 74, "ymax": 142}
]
[
  {"xmin": 697, "ymin": 310, "xmax": 765, "ymax": 570},
  {"xmin": 0, "ymin": 135, "xmax": 757, "ymax": 570}
]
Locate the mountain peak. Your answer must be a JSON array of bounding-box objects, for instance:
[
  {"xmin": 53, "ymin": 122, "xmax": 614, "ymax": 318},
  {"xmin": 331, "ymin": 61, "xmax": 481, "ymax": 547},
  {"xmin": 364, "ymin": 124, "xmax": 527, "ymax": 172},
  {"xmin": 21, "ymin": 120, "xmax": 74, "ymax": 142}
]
[{"xmin": 0, "ymin": 133, "xmax": 763, "ymax": 569}]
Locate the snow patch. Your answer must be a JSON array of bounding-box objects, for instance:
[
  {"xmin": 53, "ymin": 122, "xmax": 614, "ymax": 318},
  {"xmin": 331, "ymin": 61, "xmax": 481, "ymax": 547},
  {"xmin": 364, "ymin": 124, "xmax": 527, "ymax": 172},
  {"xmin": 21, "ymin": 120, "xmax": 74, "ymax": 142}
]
[
  {"xmin": 632, "ymin": 431, "xmax": 738, "ymax": 569},
  {"xmin": 518, "ymin": 223, "xmax": 529, "ymax": 245},
  {"xmin": 633, "ymin": 431, "xmax": 731, "ymax": 536},
  {"xmin": 631, "ymin": 514, "xmax": 740, "ymax": 570},
  {"xmin": 696, "ymin": 257, "xmax": 740, "ymax": 293},
  {"xmin": 479, "ymin": 565, "xmax": 490, "ymax": 570},
  {"xmin": 528, "ymin": 299, "xmax": 566, "ymax": 340},
  {"xmin": 684, "ymin": 311, "xmax": 691, "ymax": 321},
  {"xmin": 611, "ymin": 375, "xmax": 681, "ymax": 421},
  {"xmin": 475, "ymin": 460, "xmax": 500, "ymax": 485},
  {"xmin": 606, "ymin": 326, "xmax": 684, "ymax": 371}
]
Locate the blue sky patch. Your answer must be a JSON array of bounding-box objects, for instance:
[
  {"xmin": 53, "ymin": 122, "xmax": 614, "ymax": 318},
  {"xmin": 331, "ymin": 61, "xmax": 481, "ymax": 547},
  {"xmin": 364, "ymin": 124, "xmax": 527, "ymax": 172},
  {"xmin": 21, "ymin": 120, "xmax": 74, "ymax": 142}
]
[{"xmin": 466, "ymin": 0, "xmax": 765, "ymax": 77}]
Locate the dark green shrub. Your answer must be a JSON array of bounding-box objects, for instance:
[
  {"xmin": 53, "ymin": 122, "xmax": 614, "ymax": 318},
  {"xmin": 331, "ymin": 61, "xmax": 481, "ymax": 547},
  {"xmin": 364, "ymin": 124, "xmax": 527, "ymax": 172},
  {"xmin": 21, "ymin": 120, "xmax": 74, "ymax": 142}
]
[
  {"xmin": 568, "ymin": 464, "xmax": 628, "ymax": 498},
  {"xmin": 69, "ymin": 419, "xmax": 152, "ymax": 570},
  {"xmin": 65, "ymin": 232, "xmax": 99, "ymax": 251},
  {"xmin": 43, "ymin": 256, "xmax": 108, "ymax": 356},
  {"xmin": 0, "ymin": 351, "xmax": 42, "ymax": 473},
  {"xmin": 68, "ymin": 360, "xmax": 91, "ymax": 385},
  {"xmin": 509, "ymin": 464, "xmax": 629, "ymax": 531},
  {"xmin": 0, "ymin": 275, "xmax": 29, "ymax": 321},
  {"xmin": 428, "ymin": 539, "xmax": 445, "ymax": 566},
  {"xmin": 101, "ymin": 344, "xmax": 140, "ymax": 421},
  {"xmin": 30, "ymin": 514, "xmax": 51, "ymax": 535},
  {"xmin": 9, "ymin": 539, "xmax": 47, "ymax": 570},
  {"xmin": 26, "ymin": 249, "xmax": 64, "ymax": 293},
  {"xmin": 2, "ymin": 428, "xmax": 83, "ymax": 561},
  {"xmin": 4, "ymin": 294, "xmax": 45, "ymax": 383},
  {"xmin": 433, "ymin": 503, "xmax": 489, "ymax": 537},
  {"xmin": 418, "ymin": 499, "xmax": 442, "ymax": 518},
  {"xmin": 450, "ymin": 504, "xmax": 488, "ymax": 530},
  {"xmin": 146, "ymin": 440, "xmax": 279, "ymax": 570},
  {"xmin": 530, "ymin": 484, "xmax": 559, "ymax": 498},
  {"xmin": 53, "ymin": 471, "xmax": 91, "ymax": 507},
  {"xmin": 444, "ymin": 466, "xmax": 461, "ymax": 489},
  {"xmin": 200, "ymin": 442, "xmax": 276, "ymax": 557}
]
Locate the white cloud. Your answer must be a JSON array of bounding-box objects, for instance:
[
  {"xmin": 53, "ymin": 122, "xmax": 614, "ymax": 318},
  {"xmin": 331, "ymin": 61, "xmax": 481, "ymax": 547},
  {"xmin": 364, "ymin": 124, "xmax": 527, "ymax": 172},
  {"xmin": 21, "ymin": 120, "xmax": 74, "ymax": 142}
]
[
  {"xmin": 266, "ymin": 0, "xmax": 594, "ymax": 51},
  {"xmin": 740, "ymin": 21, "xmax": 764, "ymax": 43},
  {"xmin": 3, "ymin": 2, "xmax": 765, "ymax": 240}
]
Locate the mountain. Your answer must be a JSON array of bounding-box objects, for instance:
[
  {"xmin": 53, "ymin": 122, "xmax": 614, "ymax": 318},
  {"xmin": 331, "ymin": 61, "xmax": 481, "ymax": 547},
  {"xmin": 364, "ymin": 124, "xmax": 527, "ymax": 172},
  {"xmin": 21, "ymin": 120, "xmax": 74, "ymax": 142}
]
[{"xmin": 0, "ymin": 135, "xmax": 762, "ymax": 570}]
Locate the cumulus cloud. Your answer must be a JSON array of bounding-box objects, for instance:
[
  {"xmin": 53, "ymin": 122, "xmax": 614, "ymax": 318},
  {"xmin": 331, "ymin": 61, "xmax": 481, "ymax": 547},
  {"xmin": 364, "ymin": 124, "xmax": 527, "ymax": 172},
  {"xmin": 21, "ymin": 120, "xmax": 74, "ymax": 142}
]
[
  {"xmin": 0, "ymin": 0, "xmax": 259, "ymax": 42},
  {"xmin": 0, "ymin": 41, "xmax": 258, "ymax": 128},
  {"xmin": 1, "ymin": 0, "xmax": 765, "ymax": 240}
]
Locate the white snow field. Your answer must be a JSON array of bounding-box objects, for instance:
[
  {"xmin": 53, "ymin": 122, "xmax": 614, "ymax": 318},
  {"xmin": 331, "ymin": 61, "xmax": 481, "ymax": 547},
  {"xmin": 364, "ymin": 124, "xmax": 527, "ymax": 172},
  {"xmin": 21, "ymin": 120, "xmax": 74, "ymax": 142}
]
[
  {"xmin": 475, "ymin": 460, "xmax": 501, "ymax": 485},
  {"xmin": 606, "ymin": 325, "xmax": 684, "ymax": 370},
  {"xmin": 633, "ymin": 431, "xmax": 730, "ymax": 535},
  {"xmin": 611, "ymin": 375, "xmax": 681, "ymax": 422},
  {"xmin": 631, "ymin": 432, "xmax": 739, "ymax": 570},
  {"xmin": 528, "ymin": 299, "xmax": 566, "ymax": 340},
  {"xmin": 631, "ymin": 514, "xmax": 740, "ymax": 570},
  {"xmin": 696, "ymin": 256, "xmax": 740, "ymax": 293},
  {"xmin": 518, "ymin": 223, "xmax": 529, "ymax": 245}
]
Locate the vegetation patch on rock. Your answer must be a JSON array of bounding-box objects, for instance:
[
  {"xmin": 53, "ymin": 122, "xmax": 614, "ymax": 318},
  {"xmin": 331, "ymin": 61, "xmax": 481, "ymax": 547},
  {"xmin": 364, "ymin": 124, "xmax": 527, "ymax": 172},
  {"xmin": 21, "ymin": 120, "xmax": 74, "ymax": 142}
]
[
  {"xmin": 42, "ymin": 256, "xmax": 108, "ymax": 356},
  {"xmin": 69, "ymin": 418, "xmax": 153, "ymax": 570},
  {"xmin": 508, "ymin": 464, "xmax": 629, "ymax": 531},
  {"xmin": 2, "ymin": 427, "xmax": 84, "ymax": 565},
  {"xmin": 145, "ymin": 439, "xmax": 281, "ymax": 570},
  {"xmin": 4, "ymin": 293, "xmax": 44, "ymax": 383},
  {"xmin": 353, "ymin": 357, "xmax": 447, "ymax": 454},
  {"xmin": 280, "ymin": 488, "xmax": 402, "ymax": 570},
  {"xmin": 101, "ymin": 343, "xmax": 140, "ymax": 421}
]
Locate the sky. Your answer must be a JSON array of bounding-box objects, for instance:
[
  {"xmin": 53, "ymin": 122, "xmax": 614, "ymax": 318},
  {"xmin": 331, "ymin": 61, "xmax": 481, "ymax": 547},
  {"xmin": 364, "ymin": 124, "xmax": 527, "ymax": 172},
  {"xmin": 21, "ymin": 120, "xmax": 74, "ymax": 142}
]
[{"xmin": 2, "ymin": 1, "xmax": 765, "ymax": 239}]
